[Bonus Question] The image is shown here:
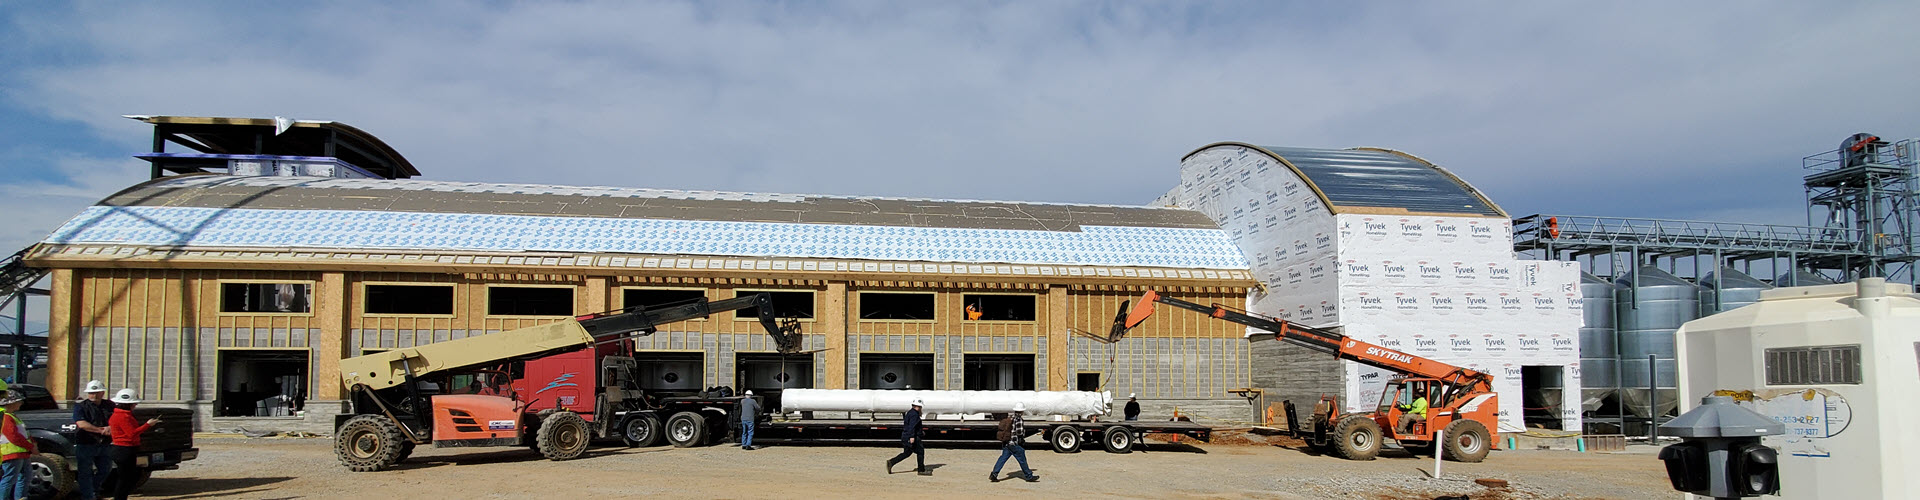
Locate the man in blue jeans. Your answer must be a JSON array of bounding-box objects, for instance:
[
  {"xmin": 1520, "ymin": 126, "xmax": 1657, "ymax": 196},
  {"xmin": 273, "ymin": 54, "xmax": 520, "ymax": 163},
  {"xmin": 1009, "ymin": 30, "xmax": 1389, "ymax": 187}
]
[
  {"xmin": 72, "ymin": 380, "xmax": 116, "ymax": 500},
  {"xmin": 737, "ymin": 390, "xmax": 758, "ymax": 451},
  {"xmin": 989, "ymin": 403, "xmax": 1038, "ymax": 482}
]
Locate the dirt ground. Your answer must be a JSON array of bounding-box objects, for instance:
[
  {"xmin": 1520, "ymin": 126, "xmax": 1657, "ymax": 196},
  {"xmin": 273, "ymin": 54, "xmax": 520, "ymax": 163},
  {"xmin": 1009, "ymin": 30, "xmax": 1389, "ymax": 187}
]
[{"xmin": 133, "ymin": 433, "xmax": 1672, "ymax": 499}]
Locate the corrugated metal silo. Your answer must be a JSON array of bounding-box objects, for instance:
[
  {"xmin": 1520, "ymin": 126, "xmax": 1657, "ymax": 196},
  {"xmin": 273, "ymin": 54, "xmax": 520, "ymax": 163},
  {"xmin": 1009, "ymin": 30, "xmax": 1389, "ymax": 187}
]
[
  {"xmin": 1699, "ymin": 266, "xmax": 1772, "ymax": 316},
  {"xmin": 1773, "ymin": 269, "xmax": 1837, "ymax": 287},
  {"xmin": 1613, "ymin": 266, "xmax": 1694, "ymax": 417},
  {"xmin": 1576, "ymin": 272, "xmax": 1615, "ymax": 411}
]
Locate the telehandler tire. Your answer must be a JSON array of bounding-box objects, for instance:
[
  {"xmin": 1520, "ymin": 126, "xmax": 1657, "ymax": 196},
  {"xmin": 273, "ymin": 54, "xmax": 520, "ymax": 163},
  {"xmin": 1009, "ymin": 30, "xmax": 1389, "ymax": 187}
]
[
  {"xmin": 1441, "ymin": 419, "xmax": 1492, "ymax": 463},
  {"xmin": 666, "ymin": 411, "xmax": 707, "ymax": 448},
  {"xmin": 336, "ymin": 415, "xmax": 408, "ymax": 471},
  {"xmin": 1330, "ymin": 415, "xmax": 1381, "ymax": 461},
  {"xmin": 538, "ymin": 411, "xmax": 591, "ymax": 461}
]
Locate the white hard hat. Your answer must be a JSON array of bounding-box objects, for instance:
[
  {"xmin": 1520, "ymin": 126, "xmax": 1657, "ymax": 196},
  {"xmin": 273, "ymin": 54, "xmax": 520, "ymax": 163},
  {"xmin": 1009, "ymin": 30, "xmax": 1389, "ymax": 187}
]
[
  {"xmin": 745, "ymin": 390, "xmax": 754, "ymax": 396},
  {"xmin": 911, "ymin": 399, "xmax": 924, "ymax": 407},
  {"xmin": 1012, "ymin": 402, "xmax": 1025, "ymax": 412},
  {"xmin": 1129, "ymin": 393, "xmax": 1137, "ymax": 399},
  {"xmin": 110, "ymin": 388, "xmax": 142, "ymax": 404},
  {"xmin": 84, "ymin": 380, "xmax": 107, "ymax": 393}
]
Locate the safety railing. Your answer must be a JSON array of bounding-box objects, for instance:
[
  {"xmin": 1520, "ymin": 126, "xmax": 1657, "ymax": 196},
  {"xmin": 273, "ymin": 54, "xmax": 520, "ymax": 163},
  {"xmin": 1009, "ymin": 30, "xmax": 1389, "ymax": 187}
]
[{"xmin": 1513, "ymin": 215, "xmax": 1870, "ymax": 255}]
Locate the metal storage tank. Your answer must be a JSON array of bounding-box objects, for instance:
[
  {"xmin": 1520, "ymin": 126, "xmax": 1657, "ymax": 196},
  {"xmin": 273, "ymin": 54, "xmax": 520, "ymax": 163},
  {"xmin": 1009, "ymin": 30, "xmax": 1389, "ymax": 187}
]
[
  {"xmin": 1613, "ymin": 266, "xmax": 1695, "ymax": 417},
  {"xmin": 1576, "ymin": 272, "xmax": 1616, "ymax": 411},
  {"xmin": 1699, "ymin": 266, "xmax": 1772, "ymax": 316},
  {"xmin": 1774, "ymin": 269, "xmax": 1836, "ymax": 287}
]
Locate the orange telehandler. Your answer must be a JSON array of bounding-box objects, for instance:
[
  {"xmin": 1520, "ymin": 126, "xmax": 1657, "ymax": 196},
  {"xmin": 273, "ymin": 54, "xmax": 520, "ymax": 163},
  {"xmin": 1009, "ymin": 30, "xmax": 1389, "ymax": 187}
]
[{"xmin": 1113, "ymin": 290, "xmax": 1499, "ymax": 462}]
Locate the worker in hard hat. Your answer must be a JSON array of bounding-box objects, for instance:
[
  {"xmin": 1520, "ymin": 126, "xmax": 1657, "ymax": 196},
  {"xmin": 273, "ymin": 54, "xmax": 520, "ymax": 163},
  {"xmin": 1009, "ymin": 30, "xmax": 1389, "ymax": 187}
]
[
  {"xmin": 989, "ymin": 403, "xmax": 1038, "ymax": 483},
  {"xmin": 72, "ymin": 379, "xmax": 117, "ymax": 500},
  {"xmin": 1395, "ymin": 383, "xmax": 1429, "ymax": 435},
  {"xmin": 965, "ymin": 303, "xmax": 983, "ymax": 321},
  {"xmin": 885, "ymin": 399, "xmax": 928, "ymax": 475},
  {"xmin": 738, "ymin": 390, "xmax": 759, "ymax": 451},
  {"xmin": 107, "ymin": 388, "xmax": 161, "ymax": 500},
  {"xmin": 1124, "ymin": 393, "xmax": 1141, "ymax": 421},
  {"xmin": 0, "ymin": 384, "xmax": 35, "ymax": 500}
]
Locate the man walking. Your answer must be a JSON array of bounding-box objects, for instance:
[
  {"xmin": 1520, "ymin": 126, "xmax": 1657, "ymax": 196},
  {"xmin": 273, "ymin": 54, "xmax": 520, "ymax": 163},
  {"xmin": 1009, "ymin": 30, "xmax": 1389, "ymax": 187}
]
[
  {"xmin": 738, "ymin": 390, "xmax": 758, "ymax": 450},
  {"xmin": 989, "ymin": 403, "xmax": 1038, "ymax": 483},
  {"xmin": 885, "ymin": 399, "xmax": 928, "ymax": 476},
  {"xmin": 72, "ymin": 380, "xmax": 116, "ymax": 500}
]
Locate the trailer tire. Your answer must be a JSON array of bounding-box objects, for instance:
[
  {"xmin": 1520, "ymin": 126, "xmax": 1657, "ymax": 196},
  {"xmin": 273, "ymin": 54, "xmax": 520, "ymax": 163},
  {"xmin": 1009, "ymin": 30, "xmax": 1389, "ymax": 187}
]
[
  {"xmin": 537, "ymin": 411, "xmax": 591, "ymax": 461},
  {"xmin": 1330, "ymin": 415, "xmax": 1381, "ymax": 461},
  {"xmin": 26, "ymin": 453, "xmax": 75, "ymax": 500},
  {"xmin": 623, "ymin": 414, "xmax": 663, "ymax": 448},
  {"xmin": 1101, "ymin": 425, "xmax": 1135, "ymax": 454},
  {"xmin": 1441, "ymin": 420, "xmax": 1491, "ymax": 463},
  {"xmin": 336, "ymin": 414, "xmax": 408, "ymax": 472},
  {"xmin": 1048, "ymin": 426, "xmax": 1082, "ymax": 453},
  {"xmin": 666, "ymin": 411, "xmax": 707, "ymax": 448}
]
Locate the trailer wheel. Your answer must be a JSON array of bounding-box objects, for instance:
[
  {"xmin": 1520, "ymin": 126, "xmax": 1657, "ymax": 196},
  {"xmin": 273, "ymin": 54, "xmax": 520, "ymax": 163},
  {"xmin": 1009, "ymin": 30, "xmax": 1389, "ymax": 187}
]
[
  {"xmin": 1441, "ymin": 420, "xmax": 1491, "ymax": 463},
  {"xmin": 537, "ymin": 411, "xmax": 591, "ymax": 461},
  {"xmin": 336, "ymin": 414, "xmax": 408, "ymax": 471},
  {"xmin": 1048, "ymin": 426, "xmax": 1081, "ymax": 453},
  {"xmin": 666, "ymin": 411, "xmax": 707, "ymax": 448},
  {"xmin": 1330, "ymin": 415, "xmax": 1381, "ymax": 461},
  {"xmin": 623, "ymin": 414, "xmax": 663, "ymax": 447},
  {"xmin": 27, "ymin": 453, "xmax": 75, "ymax": 500},
  {"xmin": 1101, "ymin": 425, "xmax": 1135, "ymax": 454}
]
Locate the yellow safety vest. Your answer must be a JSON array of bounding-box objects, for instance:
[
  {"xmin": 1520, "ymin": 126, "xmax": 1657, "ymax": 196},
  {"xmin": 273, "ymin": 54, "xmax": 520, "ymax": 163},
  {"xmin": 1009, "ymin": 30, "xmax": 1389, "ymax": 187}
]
[{"xmin": 0, "ymin": 410, "xmax": 28, "ymax": 456}]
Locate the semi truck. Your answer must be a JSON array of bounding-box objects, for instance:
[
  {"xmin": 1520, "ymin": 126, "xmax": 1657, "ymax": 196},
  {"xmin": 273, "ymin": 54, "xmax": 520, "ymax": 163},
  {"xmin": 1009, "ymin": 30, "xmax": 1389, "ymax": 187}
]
[{"xmin": 332, "ymin": 293, "xmax": 801, "ymax": 471}]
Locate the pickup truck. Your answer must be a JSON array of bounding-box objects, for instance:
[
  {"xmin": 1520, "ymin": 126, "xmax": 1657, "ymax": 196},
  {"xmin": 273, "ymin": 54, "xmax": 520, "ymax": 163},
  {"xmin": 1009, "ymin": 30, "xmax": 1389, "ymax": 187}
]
[{"xmin": 9, "ymin": 384, "xmax": 197, "ymax": 500}]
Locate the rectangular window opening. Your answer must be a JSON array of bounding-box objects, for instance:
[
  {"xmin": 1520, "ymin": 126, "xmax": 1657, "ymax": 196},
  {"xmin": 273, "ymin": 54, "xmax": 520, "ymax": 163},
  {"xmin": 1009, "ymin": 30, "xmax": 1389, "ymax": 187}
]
[
  {"xmin": 859, "ymin": 353, "xmax": 934, "ymax": 390},
  {"xmin": 734, "ymin": 291, "xmax": 815, "ymax": 320},
  {"xmin": 963, "ymin": 353, "xmax": 1035, "ymax": 390},
  {"xmin": 624, "ymin": 288, "xmax": 707, "ymax": 310},
  {"xmin": 962, "ymin": 294, "xmax": 1036, "ymax": 321},
  {"xmin": 364, "ymin": 284, "xmax": 455, "ymax": 315},
  {"xmin": 220, "ymin": 283, "xmax": 311, "ymax": 313},
  {"xmin": 859, "ymin": 292, "xmax": 935, "ymax": 321},
  {"xmin": 217, "ymin": 350, "xmax": 309, "ymax": 417},
  {"xmin": 487, "ymin": 286, "xmax": 575, "ymax": 316}
]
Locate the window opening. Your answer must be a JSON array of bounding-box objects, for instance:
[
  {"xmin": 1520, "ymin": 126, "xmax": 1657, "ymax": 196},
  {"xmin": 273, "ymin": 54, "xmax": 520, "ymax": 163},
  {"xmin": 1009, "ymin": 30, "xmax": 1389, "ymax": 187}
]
[
  {"xmin": 217, "ymin": 350, "xmax": 308, "ymax": 417},
  {"xmin": 962, "ymin": 294, "xmax": 1036, "ymax": 321},
  {"xmin": 488, "ymin": 286, "xmax": 575, "ymax": 316},
  {"xmin": 220, "ymin": 283, "xmax": 311, "ymax": 313},
  {"xmin": 859, "ymin": 292, "xmax": 935, "ymax": 320},
  {"xmin": 364, "ymin": 284, "xmax": 454, "ymax": 315}
]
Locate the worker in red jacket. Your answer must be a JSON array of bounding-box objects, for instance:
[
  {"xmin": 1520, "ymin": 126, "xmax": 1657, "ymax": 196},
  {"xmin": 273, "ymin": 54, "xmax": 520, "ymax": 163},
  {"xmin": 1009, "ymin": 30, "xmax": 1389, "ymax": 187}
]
[
  {"xmin": 0, "ymin": 387, "xmax": 38, "ymax": 500},
  {"xmin": 107, "ymin": 389, "xmax": 161, "ymax": 500}
]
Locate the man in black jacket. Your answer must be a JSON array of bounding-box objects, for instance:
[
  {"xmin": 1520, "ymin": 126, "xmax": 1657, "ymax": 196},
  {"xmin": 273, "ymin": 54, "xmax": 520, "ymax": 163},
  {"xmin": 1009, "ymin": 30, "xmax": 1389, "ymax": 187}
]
[
  {"xmin": 1124, "ymin": 393, "xmax": 1142, "ymax": 421},
  {"xmin": 885, "ymin": 399, "xmax": 928, "ymax": 475}
]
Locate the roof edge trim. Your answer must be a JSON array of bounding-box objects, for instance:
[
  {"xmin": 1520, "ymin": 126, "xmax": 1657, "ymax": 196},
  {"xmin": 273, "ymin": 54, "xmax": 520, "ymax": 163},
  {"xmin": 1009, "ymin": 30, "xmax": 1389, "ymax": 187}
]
[{"xmin": 1180, "ymin": 141, "xmax": 1338, "ymax": 216}]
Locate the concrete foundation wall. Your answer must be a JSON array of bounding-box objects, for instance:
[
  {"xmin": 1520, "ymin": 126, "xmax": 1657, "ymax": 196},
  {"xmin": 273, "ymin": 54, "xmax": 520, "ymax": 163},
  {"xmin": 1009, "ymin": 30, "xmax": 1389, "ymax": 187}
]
[{"xmin": 1249, "ymin": 338, "xmax": 1345, "ymax": 424}]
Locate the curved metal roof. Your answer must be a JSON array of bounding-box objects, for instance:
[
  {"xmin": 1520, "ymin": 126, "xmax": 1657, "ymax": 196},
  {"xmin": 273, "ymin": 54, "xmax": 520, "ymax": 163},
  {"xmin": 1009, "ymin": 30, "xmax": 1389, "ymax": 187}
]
[
  {"xmin": 42, "ymin": 175, "xmax": 1248, "ymax": 269},
  {"xmin": 1184, "ymin": 143, "xmax": 1505, "ymax": 217},
  {"xmin": 126, "ymin": 115, "xmax": 421, "ymax": 178}
]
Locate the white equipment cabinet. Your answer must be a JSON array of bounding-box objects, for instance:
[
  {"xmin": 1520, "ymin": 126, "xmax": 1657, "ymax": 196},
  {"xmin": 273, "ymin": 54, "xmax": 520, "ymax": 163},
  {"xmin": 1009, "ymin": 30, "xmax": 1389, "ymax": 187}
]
[{"xmin": 1675, "ymin": 277, "xmax": 1920, "ymax": 499}]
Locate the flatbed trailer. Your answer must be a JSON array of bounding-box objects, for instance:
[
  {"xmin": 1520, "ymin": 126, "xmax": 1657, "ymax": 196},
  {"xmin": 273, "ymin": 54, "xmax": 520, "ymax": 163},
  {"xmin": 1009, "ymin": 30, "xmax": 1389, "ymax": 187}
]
[{"xmin": 642, "ymin": 415, "xmax": 1212, "ymax": 453}]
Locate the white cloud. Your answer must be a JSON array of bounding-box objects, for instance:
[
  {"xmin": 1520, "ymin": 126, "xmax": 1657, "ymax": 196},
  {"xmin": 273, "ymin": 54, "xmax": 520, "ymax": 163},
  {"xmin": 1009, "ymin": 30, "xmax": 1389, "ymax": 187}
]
[{"xmin": 4, "ymin": 0, "xmax": 1918, "ymax": 245}]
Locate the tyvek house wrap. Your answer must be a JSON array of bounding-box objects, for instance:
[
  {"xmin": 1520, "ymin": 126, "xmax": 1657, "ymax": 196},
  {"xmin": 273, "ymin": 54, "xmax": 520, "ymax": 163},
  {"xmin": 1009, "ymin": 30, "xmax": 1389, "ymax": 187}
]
[{"xmin": 1163, "ymin": 144, "xmax": 1584, "ymax": 432}]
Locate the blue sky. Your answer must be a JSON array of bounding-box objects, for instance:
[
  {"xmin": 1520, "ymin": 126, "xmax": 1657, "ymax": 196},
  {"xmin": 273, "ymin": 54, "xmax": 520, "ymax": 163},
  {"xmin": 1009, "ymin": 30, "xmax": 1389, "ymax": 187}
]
[{"xmin": 2, "ymin": 1, "xmax": 1919, "ymax": 257}]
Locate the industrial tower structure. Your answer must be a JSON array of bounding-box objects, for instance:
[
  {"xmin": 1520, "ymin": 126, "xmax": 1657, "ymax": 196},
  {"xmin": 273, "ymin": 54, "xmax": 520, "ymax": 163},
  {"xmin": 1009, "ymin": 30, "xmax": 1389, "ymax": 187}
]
[{"xmin": 1512, "ymin": 132, "xmax": 1918, "ymax": 436}]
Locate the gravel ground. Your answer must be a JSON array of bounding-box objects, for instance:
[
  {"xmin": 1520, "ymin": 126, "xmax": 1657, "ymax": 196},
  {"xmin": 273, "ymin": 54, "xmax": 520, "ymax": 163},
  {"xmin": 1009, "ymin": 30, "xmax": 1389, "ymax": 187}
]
[{"xmin": 132, "ymin": 434, "xmax": 1671, "ymax": 499}]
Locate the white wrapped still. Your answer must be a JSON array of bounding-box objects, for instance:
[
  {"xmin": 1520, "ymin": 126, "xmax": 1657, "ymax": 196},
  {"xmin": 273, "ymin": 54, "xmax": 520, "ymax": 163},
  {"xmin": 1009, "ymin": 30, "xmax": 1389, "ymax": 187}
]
[{"xmin": 780, "ymin": 389, "xmax": 1112, "ymax": 417}]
